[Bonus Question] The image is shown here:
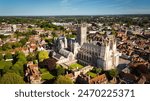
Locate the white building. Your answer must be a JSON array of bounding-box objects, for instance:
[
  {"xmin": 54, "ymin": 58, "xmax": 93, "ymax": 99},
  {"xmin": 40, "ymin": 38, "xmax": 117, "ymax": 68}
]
[
  {"xmin": 89, "ymin": 31, "xmax": 98, "ymax": 34},
  {"xmin": 52, "ymin": 22, "xmax": 72, "ymax": 26},
  {"xmin": 12, "ymin": 25, "xmax": 17, "ymax": 32}
]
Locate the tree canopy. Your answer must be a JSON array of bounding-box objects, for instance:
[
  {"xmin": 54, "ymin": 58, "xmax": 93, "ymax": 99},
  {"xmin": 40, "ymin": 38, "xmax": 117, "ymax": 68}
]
[
  {"xmin": 3, "ymin": 61, "xmax": 13, "ymax": 74},
  {"xmin": 0, "ymin": 53, "xmax": 3, "ymax": 61},
  {"xmin": 54, "ymin": 75, "xmax": 73, "ymax": 84},
  {"xmin": 56, "ymin": 65, "xmax": 65, "ymax": 76},
  {"xmin": 27, "ymin": 53, "xmax": 37, "ymax": 61},
  {"xmin": 0, "ymin": 41, "xmax": 24, "ymax": 51},
  {"xmin": 11, "ymin": 52, "xmax": 27, "ymax": 76},
  {"xmin": 108, "ymin": 69, "xmax": 118, "ymax": 78},
  {"xmin": 16, "ymin": 52, "xmax": 27, "ymax": 64},
  {"xmin": 4, "ymin": 53, "xmax": 13, "ymax": 60},
  {"xmin": 0, "ymin": 72, "xmax": 25, "ymax": 84},
  {"xmin": 91, "ymin": 68, "xmax": 102, "ymax": 74},
  {"xmin": 11, "ymin": 62, "xmax": 24, "ymax": 76},
  {"xmin": 0, "ymin": 61, "xmax": 13, "ymax": 75},
  {"xmin": 38, "ymin": 51, "xmax": 49, "ymax": 62}
]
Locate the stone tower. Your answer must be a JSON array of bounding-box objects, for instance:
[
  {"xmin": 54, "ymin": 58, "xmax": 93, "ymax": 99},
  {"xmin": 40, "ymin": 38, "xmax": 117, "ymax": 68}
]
[
  {"xmin": 97, "ymin": 34, "xmax": 120, "ymax": 71},
  {"xmin": 103, "ymin": 35, "xmax": 119, "ymax": 71},
  {"xmin": 77, "ymin": 24, "xmax": 87, "ymax": 46},
  {"xmin": 64, "ymin": 37, "xmax": 68, "ymax": 48},
  {"xmin": 72, "ymin": 42, "xmax": 80, "ymax": 58}
]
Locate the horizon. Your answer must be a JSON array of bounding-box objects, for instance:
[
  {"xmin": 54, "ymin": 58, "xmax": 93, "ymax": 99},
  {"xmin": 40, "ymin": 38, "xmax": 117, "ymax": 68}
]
[
  {"xmin": 0, "ymin": 0, "xmax": 150, "ymax": 16},
  {"xmin": 0, "ymin": 14, "xmax": 150, "ymax": 17}
]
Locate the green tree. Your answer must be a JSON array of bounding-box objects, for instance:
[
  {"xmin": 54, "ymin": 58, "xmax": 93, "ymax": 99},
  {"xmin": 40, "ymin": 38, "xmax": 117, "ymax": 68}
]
[
  {"xmin": 12, "ymin": 42, "xmax": 22, "ymax": 49},
  {"xmin": 51, "ymin": 32, "xmax": 58, "ymax": 38},
  {"xmin": 56, "ymin": 65, "xmax": 65, "ymax": 76},
  {"xmin": 54, "ymin": 75, "xmax": 73, "ymax": 84},
  {"xmin": 27, "ymin": 53, "xmax": 36, "ymax": 61},
  {"xmin": 31, "ymin": 30, "xmax": 37, "ymax": 35},
  {"xmin": 3, "ymin": 61, "xmax": 12, "ymax": 74},
  {"xmin": 0, "ymin": 35, "xmax": 9, "ymax": 40},
  {"xmin": 45, "ymin": 38, "xmax": 53, "ymax": 44},
  {"xmin": 0, "ymin": 61, "xmax": 13, "ymax": 76},
  {"xmin": 4, "ymin": 53, "xmax": 13, "ymax": 60},
  {"xmin": 0, "ymin": 53, "xmax": 3, "ymax": 61},
  {"xmin": 19, "ymin": 38, "xmax": 27, "ymax": 46},
  {"xmin": 0, "ymin": 61, "xmax": 5, "ymax": 70},
  {"xmin": 16, "ymin": 53, "xmax": 27, "ymax": 64},
  {"xmin": 2, "ymin": 43, "xmax": 12, "ymax": 51},
  {"xmin": 66, "ymin": 34, "xmax": 76, "ymax": 39},
  {"xmin": 92, "ymin": 68, "xmax": 102, "ymax": 74},
  {"xmin": 0, "ymin": 73, "xmax": 25, "ymax": 84},
  {"xmin": 11, "ymin": 52, "xmax": 26, "ymax": 76},
  {"xmin": 38, "ymin": 51, "xmax": 49, "ymax": 62},
  {"xmin": 33, "ymin": 60, "xmax": 38, "ymax": 64},
  {"xmin": 13, "ymin": 62, "xmax": 24, "ymax": 76},
  {"xmin": 108, "ymin": 69, "xmax": 118, "ymax": 78},
  {"xmin": 28, "ymin": 25, "xmax": 32, "ymax": 29}
]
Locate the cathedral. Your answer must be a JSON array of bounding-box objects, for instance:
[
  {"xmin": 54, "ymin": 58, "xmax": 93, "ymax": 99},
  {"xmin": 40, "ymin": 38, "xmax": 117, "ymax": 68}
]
[
  {"xmin": 77, "ymin": 24, "xmax": 120, "ymax": 70},
  {"xmin": 54, "ymin": 24, "xmax": 120, "ymax": 71}
]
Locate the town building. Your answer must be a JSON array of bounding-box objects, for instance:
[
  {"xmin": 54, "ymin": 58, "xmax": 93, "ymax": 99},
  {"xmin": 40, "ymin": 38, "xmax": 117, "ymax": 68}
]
[
  {"xmin": 76, "ymin": 74, "xmax": 108, "ymax": 84},
  {"xmin": 25, "ymin": 62, "xmax": 41, "ymax": 84},
  {"xmin": 65, "ymin": 65, "xmax": 93, "ymax": 82}
]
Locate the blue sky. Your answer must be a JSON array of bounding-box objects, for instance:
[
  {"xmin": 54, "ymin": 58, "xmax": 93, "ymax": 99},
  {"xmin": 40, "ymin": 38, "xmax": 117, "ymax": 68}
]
[{"xmin": 0, "ymin": 0, "xmax": 150, "ymax": 16}]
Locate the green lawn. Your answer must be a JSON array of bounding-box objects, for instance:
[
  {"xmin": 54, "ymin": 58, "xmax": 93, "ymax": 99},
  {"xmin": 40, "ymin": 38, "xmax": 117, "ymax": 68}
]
[
  {"xmin": 69, "ymin": 63, "xmax": 84, "ymax": 70},
  {"xmin": 40, "ymin": 68, "xmax": 55, "ymax": 80},
  {"xmin": 87, "ymin": 72, "xmax": 97, "ymax": 78}
]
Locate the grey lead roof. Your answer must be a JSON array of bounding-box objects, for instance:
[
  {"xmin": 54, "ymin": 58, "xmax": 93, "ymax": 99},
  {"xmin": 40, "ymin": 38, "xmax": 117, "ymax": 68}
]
[{"xmin": 59, "ymin": 49, "xmax": 72, "ymax": 58}]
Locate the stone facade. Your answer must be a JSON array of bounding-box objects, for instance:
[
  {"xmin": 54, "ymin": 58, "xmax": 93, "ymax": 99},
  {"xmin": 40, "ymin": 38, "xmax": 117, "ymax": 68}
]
[
  {"xmin": 57, "ymin": 36, "xmax": 68, "ymax": 50},
  {"xmin": 54, "ymin": 24, "xmax": 120, "ymax": 71},
  {"xmin": 77, "ymin": 35, "xmax": 120, "ymax": 70},
  {"xmin": 77, "ymin": 24, "xmax": 87, "ymax": 46}
]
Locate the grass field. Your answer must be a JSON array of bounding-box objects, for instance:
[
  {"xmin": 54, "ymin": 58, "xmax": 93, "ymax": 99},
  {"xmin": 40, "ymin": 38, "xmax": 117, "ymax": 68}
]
[
  {"xmin": 69, "ymin": 63, "xmax": 84, "ymax": 70},
  {"xmin": 87, "ymin": 72, "xmax": 97, "ymax": 78}
]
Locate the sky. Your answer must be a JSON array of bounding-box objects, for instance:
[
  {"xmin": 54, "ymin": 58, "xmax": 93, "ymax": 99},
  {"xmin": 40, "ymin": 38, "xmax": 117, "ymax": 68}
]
[{"xmin": 0, "ymin": 0, "xmax": 150, "ymax": 16}]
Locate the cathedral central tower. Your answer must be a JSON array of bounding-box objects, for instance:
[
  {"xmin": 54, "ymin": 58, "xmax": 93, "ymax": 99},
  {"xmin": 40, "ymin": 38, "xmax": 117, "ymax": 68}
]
[{"xmin": 77, "ymin": 24, "xmax": 87, "ymax": 46}]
